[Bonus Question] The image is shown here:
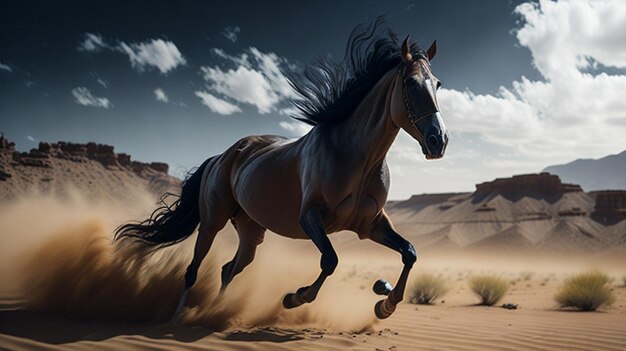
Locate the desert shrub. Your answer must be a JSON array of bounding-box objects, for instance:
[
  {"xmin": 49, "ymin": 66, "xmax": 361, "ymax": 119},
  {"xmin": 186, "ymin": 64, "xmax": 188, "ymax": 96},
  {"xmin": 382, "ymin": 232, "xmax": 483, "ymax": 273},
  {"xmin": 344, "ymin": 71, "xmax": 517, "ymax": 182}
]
[
  {"xmin": 555, "ymin": 271, "xmax": 615, "ymax": 311},
  {"xmin": 408, "ymin": 273, "xmax": 449, "ymax": 304},
  {"xmin": 519, "ymin": 271, "xmax": 534, "ymax": 281},
  {"xmin": 469, "ymin": 275, "xmax": 509, "ymax": 306}
]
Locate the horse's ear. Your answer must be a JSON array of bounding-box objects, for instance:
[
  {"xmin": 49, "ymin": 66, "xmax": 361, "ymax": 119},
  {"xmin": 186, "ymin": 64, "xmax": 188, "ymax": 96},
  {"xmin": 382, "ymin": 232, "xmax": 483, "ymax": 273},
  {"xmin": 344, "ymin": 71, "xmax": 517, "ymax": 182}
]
[
  {"xmin": 401, "ymin": 36, "xmax": 412, "ymax": 62},
  {"xmin": 427, "ymin": 40, "xmax": 437, "ymax": 61}
]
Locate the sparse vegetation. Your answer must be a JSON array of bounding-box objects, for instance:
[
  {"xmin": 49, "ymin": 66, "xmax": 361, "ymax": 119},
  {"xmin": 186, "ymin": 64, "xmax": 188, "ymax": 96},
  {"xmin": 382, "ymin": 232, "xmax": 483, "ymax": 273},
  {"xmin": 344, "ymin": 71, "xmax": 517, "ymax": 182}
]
[
  {"xmin": 555, "ymin": 271, "xmax": 615, "ymax": 311},
  {"xmin": 469, "ymin": 275, "xmax": 509, "ymax": 306},
  {"xmin": 408, "ymin": 273, "xmax": 449, "ymax": 304},
  {"xmin": 519, "ymin": 271, "xmax": 534, "ymax": 281}
]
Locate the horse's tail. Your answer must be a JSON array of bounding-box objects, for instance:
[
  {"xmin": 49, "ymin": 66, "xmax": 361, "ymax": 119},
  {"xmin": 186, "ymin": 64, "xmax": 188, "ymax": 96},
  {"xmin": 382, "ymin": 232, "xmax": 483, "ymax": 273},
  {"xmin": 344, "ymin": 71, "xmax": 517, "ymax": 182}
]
[{"xmin": 114, "ymin": 158, "xmax": 212, "ymax": 250}]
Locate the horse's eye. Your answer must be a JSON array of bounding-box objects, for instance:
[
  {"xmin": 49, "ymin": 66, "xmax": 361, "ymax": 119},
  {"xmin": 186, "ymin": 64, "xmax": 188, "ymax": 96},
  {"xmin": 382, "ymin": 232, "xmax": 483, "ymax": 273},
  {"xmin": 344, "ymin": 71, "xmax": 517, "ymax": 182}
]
[{"xmin": 436, "ymin": 81, "xmax": 442, "ymax": 89}]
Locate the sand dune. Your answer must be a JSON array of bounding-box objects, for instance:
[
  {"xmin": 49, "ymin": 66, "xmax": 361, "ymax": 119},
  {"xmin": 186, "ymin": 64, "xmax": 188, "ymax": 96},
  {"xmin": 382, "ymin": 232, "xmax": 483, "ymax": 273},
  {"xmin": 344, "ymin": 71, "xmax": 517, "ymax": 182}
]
[{"xmin": 1, "ymin": 192, "xmax": 626, "ymax": 350}]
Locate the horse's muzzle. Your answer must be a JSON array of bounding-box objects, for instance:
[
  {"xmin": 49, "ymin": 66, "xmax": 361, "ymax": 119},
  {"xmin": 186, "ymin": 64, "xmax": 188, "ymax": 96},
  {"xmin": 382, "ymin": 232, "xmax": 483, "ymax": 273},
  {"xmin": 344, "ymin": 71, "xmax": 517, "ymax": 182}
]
[{"xmin": 423, "ymin": 122, "xmax": 448, "ymax": 159}]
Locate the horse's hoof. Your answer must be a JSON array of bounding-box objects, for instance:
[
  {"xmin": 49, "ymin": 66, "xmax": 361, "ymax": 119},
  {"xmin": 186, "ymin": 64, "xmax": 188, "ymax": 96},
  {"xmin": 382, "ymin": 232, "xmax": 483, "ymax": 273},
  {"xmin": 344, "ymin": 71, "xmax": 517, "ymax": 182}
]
[
  {"xmin": 283, "ymin": 293, "xmax": 300, "ymax": 309},
  {"xmin": 372, "ymin": 279, "xmax": 393, "ymax": 296},
  {"xmin": 283, "ymin": 287, "xmax": 309, "ymax": 309},
  {"xmin": 374, "ymin": 299, "xmax": 396, "ymax": 319}
]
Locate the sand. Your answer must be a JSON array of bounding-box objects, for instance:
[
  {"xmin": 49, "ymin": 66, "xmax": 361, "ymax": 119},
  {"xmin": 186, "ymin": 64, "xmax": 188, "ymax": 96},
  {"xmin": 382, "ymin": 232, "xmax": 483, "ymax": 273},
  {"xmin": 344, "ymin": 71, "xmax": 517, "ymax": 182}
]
[{"xmin": 1, "ymin": 194, "xmax": 625, "ymax": 350}]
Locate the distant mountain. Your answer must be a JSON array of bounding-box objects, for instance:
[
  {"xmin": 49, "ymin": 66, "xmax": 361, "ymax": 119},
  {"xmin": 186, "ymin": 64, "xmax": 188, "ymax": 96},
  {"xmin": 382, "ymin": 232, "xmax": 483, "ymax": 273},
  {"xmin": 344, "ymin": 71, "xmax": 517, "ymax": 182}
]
[
  {"xmin": 543, "ymin": 150, "xmax": 626, "ymax": 191},
  {"xmin": 384, "ymin": 173, "xmax": 626, "ymax": 253}
]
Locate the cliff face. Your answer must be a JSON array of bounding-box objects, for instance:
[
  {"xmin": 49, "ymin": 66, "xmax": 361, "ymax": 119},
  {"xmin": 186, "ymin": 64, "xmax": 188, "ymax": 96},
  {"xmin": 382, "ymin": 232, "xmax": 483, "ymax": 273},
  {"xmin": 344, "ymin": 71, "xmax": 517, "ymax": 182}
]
[
  {"xmin": 591, "ymin": 191, "xmax": 626, "ymax": 225},
  {"xmin": 385, "ymin": 172, "xmax": 624, "ymax": 253},
  {"xmin": 473, "ymin": 173, "xmax": 583, "ymax": 203},
  {"xmin": 0, "ymin": 137, "xmax": 180, "ymax": 203},
  {"xmin": 5, "ymin": 139, "xmax": 170, "ymax": 176}
]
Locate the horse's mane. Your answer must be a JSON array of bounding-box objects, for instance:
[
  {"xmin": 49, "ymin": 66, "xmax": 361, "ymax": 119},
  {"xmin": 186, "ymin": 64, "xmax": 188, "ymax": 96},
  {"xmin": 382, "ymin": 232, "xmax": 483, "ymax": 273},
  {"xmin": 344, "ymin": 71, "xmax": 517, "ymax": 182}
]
[{"xmin": 289, "ymin": 16, "xmax": 424, "ymax": 126}]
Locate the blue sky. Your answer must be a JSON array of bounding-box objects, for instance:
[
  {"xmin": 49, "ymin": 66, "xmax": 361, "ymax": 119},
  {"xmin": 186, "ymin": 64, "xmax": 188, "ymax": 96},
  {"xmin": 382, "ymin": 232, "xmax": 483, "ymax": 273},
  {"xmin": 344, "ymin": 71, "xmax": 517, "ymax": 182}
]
[{"xmin": 1, "ymin": 0, "xmax": 625, "ymax": 199}]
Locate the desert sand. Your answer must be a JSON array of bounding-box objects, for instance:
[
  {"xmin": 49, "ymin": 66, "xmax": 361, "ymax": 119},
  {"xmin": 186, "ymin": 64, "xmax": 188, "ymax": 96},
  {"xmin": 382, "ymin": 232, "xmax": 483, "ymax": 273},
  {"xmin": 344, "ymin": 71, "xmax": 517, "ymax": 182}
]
[{"xmin": 1, "ymin": 192, "xmax": 625, "ymax": 351}]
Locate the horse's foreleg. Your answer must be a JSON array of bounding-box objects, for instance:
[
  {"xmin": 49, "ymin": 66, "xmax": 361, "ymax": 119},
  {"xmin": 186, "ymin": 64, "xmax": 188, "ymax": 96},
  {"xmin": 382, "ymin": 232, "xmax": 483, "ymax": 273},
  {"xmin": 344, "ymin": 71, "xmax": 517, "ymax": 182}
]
[
  {"xmin": 368, "ymin": 212, "xmax": 416, "ymax": 319},
  {"xmin": 283, "ymin": 206, "xmax": 338, "ymax": 309}
]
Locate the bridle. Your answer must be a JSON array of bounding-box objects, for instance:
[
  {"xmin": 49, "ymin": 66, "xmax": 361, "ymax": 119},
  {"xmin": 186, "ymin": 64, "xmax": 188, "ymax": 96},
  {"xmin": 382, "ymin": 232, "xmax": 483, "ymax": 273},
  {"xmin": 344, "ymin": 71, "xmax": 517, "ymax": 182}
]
[{"xmin": 398, "ymin": 60, "xmax": 440, "ymax": 127}]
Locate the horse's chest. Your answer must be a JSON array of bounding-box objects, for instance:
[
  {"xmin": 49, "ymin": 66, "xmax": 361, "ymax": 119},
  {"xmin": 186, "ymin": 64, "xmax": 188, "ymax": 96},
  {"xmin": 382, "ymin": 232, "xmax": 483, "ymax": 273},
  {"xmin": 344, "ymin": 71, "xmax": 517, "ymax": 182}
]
[{"xmin": 325, "ymin": 191, "xmax": 381, "ymax": 232}]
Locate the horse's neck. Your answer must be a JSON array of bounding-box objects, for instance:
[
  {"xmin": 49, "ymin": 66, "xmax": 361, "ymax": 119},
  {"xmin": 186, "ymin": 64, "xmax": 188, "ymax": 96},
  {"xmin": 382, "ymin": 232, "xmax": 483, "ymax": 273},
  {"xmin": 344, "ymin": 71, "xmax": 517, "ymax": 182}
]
[{"xmin": 337, "ymin": 69, "xmax": 399, "ymax": 166}]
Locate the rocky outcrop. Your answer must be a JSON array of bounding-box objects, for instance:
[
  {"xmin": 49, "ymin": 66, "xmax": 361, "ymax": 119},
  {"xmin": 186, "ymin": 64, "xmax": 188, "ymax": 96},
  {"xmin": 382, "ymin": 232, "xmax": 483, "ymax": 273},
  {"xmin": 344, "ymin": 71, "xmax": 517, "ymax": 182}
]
[
  {"xmin": 590, "ymin": 191, "xmax": 626, "ymax": 224},
  {"xmin": 0, "ymin": 137, "xmax": 179, "ymax": 202},
  {"xmin": 0, "ymin": 138, "xmax": 170, "ymax": 176},
  {"xmin": 0, "ymin": 136, "xmax": 16, "ymax": 151},
  {"xmin": 473, "ymin": 173, "xmax": 582, "ymax": 203}
]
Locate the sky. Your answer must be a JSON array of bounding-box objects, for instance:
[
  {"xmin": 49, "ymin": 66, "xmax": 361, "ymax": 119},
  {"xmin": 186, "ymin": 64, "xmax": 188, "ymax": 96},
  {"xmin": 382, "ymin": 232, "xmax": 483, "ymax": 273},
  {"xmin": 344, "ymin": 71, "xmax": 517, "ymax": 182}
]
[{"xmin": 1, "ymin": 0, "xmax": 625, "ymax": 199}]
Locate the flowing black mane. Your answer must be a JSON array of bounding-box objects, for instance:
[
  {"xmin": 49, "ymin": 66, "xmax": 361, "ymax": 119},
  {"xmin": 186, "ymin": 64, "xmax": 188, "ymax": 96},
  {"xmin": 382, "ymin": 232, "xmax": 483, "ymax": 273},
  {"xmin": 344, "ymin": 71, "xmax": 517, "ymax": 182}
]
[{"xmin": 290, "ymin": 17, "xmax": 424, "ymax": 126}]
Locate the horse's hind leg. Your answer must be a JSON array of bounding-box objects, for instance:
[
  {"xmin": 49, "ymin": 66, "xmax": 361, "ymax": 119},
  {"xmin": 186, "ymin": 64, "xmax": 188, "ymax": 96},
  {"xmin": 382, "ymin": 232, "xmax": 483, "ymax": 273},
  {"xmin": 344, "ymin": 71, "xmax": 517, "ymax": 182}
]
[
  {"xmin": 174, "ymin": 189, "xmax": 233, "ymax": 316},
  {"xmin": 220, "ymin": 213, "xmax": 266, "ymax": 292}
]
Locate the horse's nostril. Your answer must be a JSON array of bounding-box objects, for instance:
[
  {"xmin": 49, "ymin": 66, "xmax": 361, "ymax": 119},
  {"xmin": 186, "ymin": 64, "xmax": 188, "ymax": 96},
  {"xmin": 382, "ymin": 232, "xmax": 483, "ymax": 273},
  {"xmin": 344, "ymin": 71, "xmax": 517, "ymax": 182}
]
[{"xmin": 428, "ymin": 134, "xmax": 439, "ymax": 147}]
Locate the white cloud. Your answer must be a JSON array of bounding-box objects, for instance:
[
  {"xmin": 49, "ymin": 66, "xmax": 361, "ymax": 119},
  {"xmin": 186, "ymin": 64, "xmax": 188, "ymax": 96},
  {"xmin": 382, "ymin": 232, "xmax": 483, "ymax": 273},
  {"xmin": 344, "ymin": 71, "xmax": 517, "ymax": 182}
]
[
  {"xmin": 385, "ymin": 0, "xmax": 626, "ymax": 198},
  {"xmin": 514, "ymin": 0, "xmax": 626, "ymax": 80},
  {"xmin": 97, "ymin": 78, "xmax": 108, "ymax": 88},
  {"xmin": 0, "ymin": 63, "xmax": 12, "ymax": 72},
  {"xmin": 201, "ymin": 65, "xmax": 278, "ymax": 114},
  {"xmin": 197, "ymin": 47, "xmax": 296, "ymax": 115},
  {"xmin": 77, "ymin": 34, "xmax": 186, "ymax": 74},
  {"xmin": 278, "ymin": 120, "xmax": 312, "ymax": 136},
  {"xmin": 26, "ymin": 135, "xmax": 36, "ymax": 142},
  {"xmin": 118, "ymin": 39, "xmax": 187, "ymax": 74},
  {"xmin": 154, "ymin": 87, "xmax": 169, "ymax": 103},
  {"xmin": 77, "ymin": 33, "xmax": 108, "ymax": 52},
  {"xmin": 71, "ymin": 87, "xmax": 112, "ymax": 108},
  {"xmin": 439, "ymin": 0, "xmax": 626, "ymax": 166},
  {"xmin": 195, "ymin": 91, "xmax": 242, "ymax": 115},
  {"xmin": 222, "ymin": 26, "xmax": 241, "ymax": 43}
]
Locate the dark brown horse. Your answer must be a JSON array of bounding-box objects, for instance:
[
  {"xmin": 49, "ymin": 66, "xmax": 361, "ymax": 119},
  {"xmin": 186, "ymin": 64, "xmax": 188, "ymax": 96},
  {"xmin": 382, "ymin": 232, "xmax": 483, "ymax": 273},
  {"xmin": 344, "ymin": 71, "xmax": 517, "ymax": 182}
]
[{"xmin": 115, "ymin": 19, "xmax": 448, "ymax": 320}]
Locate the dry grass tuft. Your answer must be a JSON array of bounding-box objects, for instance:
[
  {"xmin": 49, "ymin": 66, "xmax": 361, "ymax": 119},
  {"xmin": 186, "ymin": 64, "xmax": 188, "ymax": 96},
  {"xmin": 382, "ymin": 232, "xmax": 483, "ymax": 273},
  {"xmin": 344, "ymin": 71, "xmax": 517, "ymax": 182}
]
[
  {"xmin": 469, "ymin": 275, "xmax": 509, "ymax": 306},
  {"xmin": 408, "ymin": 273, "xmax": 449, "ymax": 305},
  {"xmin": 555, "ymin": 271, "xmax": 615, "ymax": 311}
]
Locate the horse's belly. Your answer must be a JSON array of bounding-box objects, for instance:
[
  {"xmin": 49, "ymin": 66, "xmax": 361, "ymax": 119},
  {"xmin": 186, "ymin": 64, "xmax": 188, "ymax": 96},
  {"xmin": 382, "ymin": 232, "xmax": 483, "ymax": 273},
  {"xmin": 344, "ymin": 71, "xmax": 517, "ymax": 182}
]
[{"xmin": 233, "ymin": 155, "xmax": 306, "ymax": 239}]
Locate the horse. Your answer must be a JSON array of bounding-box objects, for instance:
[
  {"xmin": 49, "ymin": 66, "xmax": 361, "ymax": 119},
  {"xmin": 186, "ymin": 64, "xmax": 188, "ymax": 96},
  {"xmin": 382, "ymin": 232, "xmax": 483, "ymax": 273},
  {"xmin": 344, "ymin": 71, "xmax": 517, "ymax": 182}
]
[{"xmin": 115, "ymin": 19, "xmax": 448, "ymax": 320}]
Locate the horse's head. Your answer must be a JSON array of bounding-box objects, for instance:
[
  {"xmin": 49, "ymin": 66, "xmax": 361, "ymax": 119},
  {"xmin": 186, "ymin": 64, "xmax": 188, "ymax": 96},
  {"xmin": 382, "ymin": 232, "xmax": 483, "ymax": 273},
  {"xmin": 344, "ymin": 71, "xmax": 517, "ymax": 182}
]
[{"xmin": 391, "ymin": 37, "xmax": 448, "ymax": 160}]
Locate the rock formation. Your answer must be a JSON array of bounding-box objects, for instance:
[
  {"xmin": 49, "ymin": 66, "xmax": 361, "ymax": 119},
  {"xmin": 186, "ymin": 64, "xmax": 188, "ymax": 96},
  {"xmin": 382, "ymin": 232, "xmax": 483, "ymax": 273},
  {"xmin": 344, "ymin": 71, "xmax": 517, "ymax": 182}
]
[
  {"xmin": 590, "ymin": 190, "xmax": 626, "ymax": 224},
  {"xmin": 473, "ymin": 173, "xmax": 582, "ymax": 203},
  {"xmin": 2, "ymin": 138, "xmax": 170, "ymax": 176}
]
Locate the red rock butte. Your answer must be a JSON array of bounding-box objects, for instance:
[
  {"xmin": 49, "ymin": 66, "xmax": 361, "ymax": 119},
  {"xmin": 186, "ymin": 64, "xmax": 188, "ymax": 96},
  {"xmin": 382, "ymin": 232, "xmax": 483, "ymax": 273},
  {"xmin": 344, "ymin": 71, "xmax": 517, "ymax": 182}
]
[{"xmin": 473, "ymin": 172, "xmax": 583, "ymax": 203}]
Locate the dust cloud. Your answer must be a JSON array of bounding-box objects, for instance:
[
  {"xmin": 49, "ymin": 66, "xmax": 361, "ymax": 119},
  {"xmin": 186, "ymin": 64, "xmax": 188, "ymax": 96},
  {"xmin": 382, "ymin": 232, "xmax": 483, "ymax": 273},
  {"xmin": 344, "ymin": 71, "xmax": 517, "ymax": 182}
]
[{"xmin": 0, "ymin": 193, "xmax": 377, "ymax": 332}]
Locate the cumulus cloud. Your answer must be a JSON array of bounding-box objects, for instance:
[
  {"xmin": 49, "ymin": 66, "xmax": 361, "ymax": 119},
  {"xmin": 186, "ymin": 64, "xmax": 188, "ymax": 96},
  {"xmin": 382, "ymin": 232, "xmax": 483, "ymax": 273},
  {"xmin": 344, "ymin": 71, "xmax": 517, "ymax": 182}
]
[
  {"xmin": 154, "ymin": 87, "xmax": 169, "ymax": 103},
  {"xmin": 196, "ymin": 47, "xmax": 297, "ymax": 115},
  {"xmin": 77, "ymin": 33, "xmax": 108, "ymax": 52},
  {"xmin": 0, "ymin": 63, "xmax": 12, "ymax": 72},
  {"xmin": 77, "ymin": 33, "xmax": 186, "ymax": 74},
  {"xmin": 221, "ymin": 26, "xmax": 241, "ymax": 43},
  {"xmin": 515, "ymin": 0, "xmax": 626, "ymax": 80},
  {"xmin": 278, "ymin": 120, "xmax": 312, "ymax": 136},
  {"xmin": 118, "ymin": 39, "xmax": 187, "ymax": 74},
  {"xmin": 71, "ymin": 87, "xmax": 112, "ymax": 108},
  {"xmin": 434, "ymin": 0, "xmax": 626, "ymax": 167},
  {"xmin": 384, "ymin": 0, "xmax": 626, "ymax": 197},
  {"xmin": 195, "ymin": 91, "xmax": 242, "ymax": 115}
]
